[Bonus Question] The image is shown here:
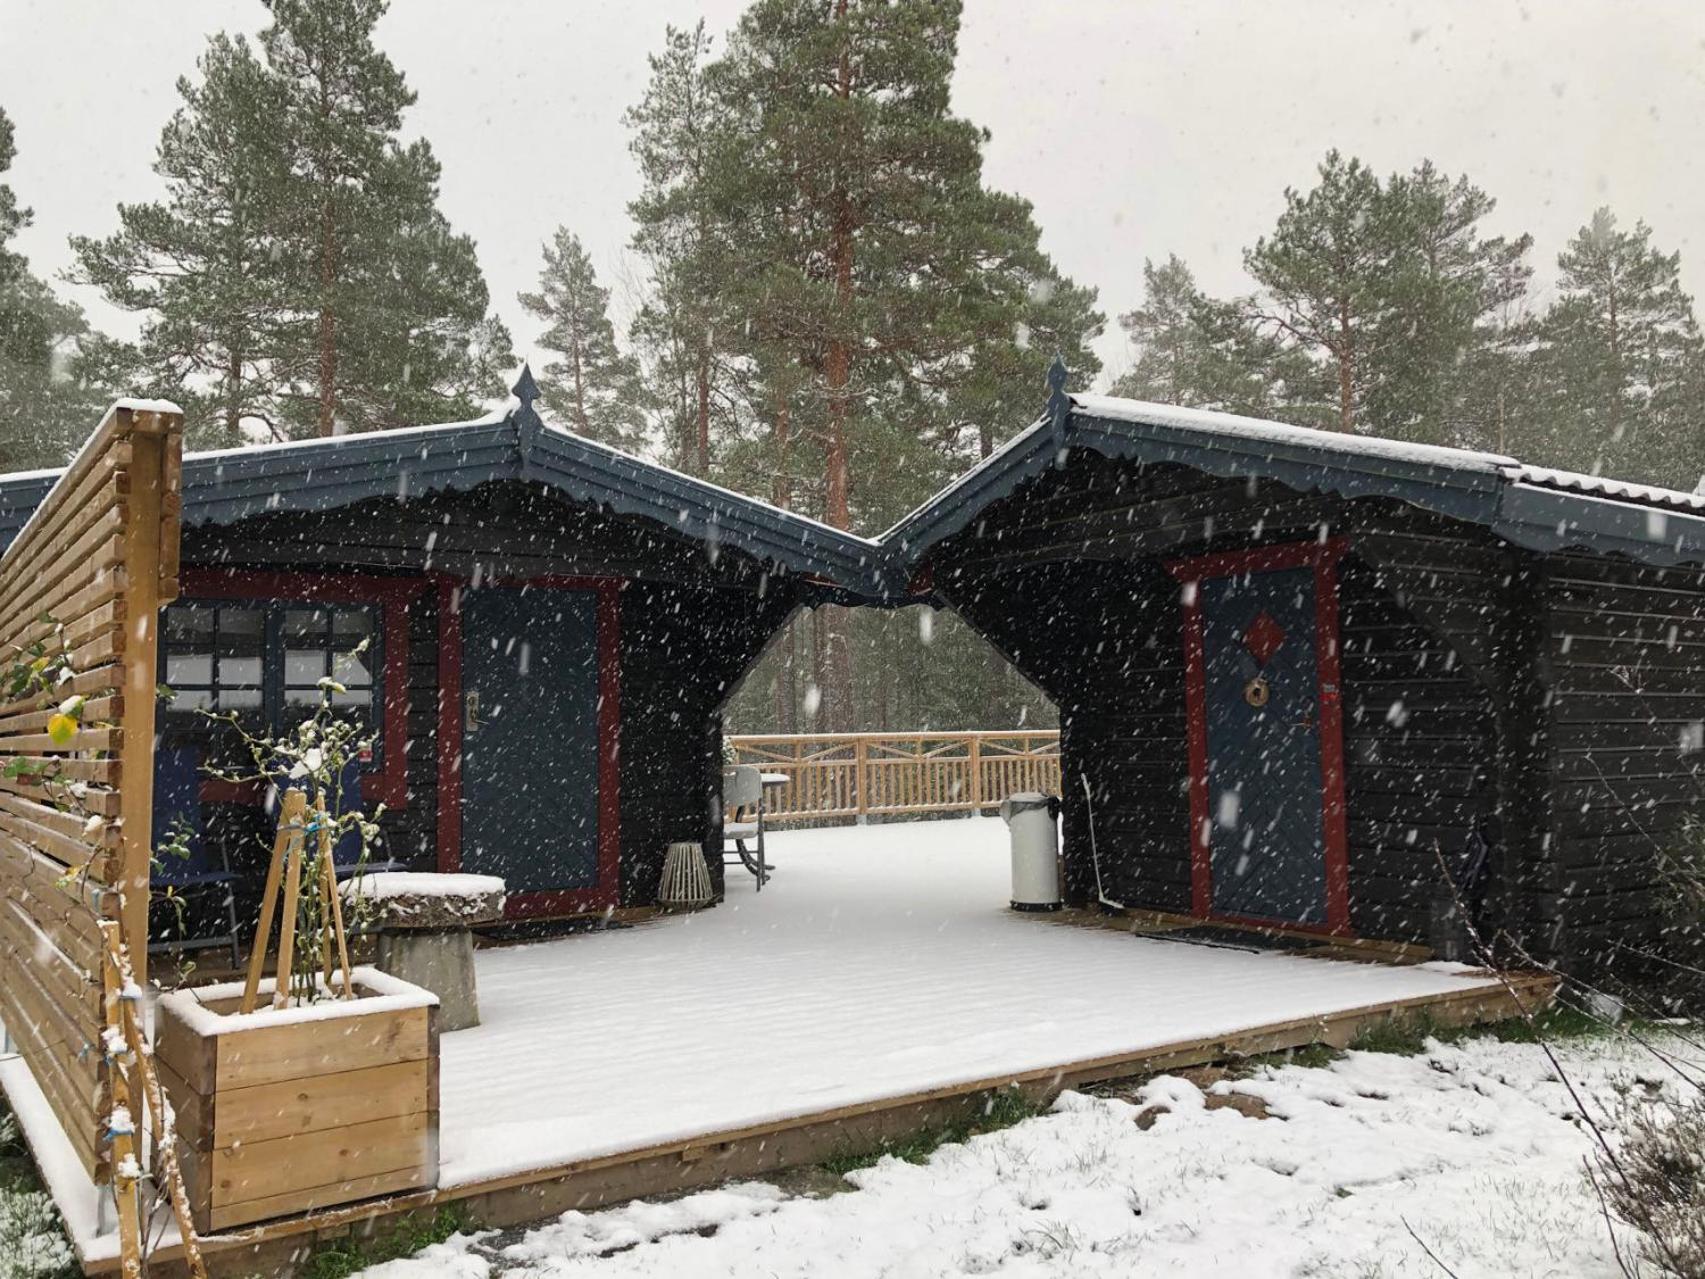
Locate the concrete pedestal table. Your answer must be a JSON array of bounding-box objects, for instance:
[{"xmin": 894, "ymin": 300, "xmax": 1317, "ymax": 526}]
[{"xmin": 343, "ymin": 873, "xmax": 507, "ymax": 1032}]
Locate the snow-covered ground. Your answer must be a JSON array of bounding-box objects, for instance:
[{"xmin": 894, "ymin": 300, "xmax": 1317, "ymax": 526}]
[{"xmin": 365, "ymin": 1031, "xmax": 1691, "ymax": 1279}]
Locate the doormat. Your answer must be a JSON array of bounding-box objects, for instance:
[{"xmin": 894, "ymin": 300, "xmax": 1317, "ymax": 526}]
[{"xmin": 1149, "ymin": 926, "xmax": 1321, "ymax": 954}]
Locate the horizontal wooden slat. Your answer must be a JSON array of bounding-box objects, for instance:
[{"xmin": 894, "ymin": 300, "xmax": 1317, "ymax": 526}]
[
  {"xmin": 213, "ymin": 1059, "xmax": 430, "ymax": 1148},
  {"xmin": 210, "ymin": 1111, "xmax": 431, "ymax": 1208},
  {"xmin": 216, "ymin": 1006, "xmax": 430, "ymax": 1091}
]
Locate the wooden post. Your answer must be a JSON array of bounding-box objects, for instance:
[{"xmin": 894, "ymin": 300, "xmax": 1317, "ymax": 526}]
[
  {"xmin": 101, "ymin": 922, "xmax": 207, "ymax": 1279},
  {"xmin": 115, "ymin": 407, "xmax": 179, "ymax": 993},
  {"xmin": 967, "ymin": 733, "xmax": 981, "ymax": 811},
  {"xmin": 854, "ymin": 736, "xmax": 869, "ymax": 821}
]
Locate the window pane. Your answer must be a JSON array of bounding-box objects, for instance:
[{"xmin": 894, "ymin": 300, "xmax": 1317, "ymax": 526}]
[
  {"xmin": 213, "ymin": 607, "xmax": 263, "ymax": 694},
  {"xmin": 331, "ymin": 610, "xmax": 373, "ymax": 643},
  {"xmin": 332, "ymin": 650, "xmax": 374, "ymax": 688},
  {"xmin": 166, "ymin": 653, "xmax": 212, "ymax": 688},
  {"xmin": 283, "ymin": 608, "xmax": 329, "ymax": 643},
  {"xmin": 171, "ymin": 687, "xmax": 213, "ymax": 712},
  {"xmin": 329, "ymin": 685, "xmax": 372, "ymax": 708},
  {"xmin": 165, "ymin": 607, "xmax": 214, "ymax": 645},
  {"xmin": 285, "ymin": 650, "xmax": 327, "ymax": 686}
]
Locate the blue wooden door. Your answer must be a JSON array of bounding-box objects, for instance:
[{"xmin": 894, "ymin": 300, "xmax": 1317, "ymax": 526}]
[
  {"xmin": 460, "ymin": 586, "xmax": 601, "ymax": 894},
  {"xmin": 1198, "ymin": 565, "xmax": 1329, "ymax": 924}
]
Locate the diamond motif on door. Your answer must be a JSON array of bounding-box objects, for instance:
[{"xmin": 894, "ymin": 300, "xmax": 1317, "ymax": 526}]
[{"xmin": 1242, "ymin": 610, "xmax": 1286, "ymax": 667}]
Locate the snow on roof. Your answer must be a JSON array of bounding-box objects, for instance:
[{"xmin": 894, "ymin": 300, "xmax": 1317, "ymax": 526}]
[
  {"xmin": 1508, "ymin": 463, "xmax": 1705, "ymax": 513},
  {"xmin": 183, "ymin": 406, "xmax": 510, "ymax": 464},
  {"xmin": 1069, "ymin": 394, "xmax": 1516, "ymax": 473}
]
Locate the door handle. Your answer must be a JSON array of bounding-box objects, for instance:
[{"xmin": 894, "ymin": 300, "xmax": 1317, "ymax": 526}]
[{"xmin": 465, "ymin": 690, "xmax": 481, "ymax": 733}]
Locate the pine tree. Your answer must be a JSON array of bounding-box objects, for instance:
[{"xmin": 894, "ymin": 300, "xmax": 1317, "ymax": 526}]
[
  {"xmin": 260, "ymin": 0, "xmax": 507, "ymax": 436},
  {"xmin": 519, "ymin": 228, "xmax": 647, "ymax": 450},
  {"xmin": 626, "ymin": 21, "xmax": 735, "ymax": 475},
  {"xmin": 0, "ymin": 108, "xmax": 23, "ymax": 284},
  {"xmin": 0, "ymin": 105, "xmax": 110, "ymax": 469},
  {"xmin": 70, "ymin": 35, "xmax": 286, "ymax": 448},
  {"xmin": 1245, "ymin": 151, "xmax": 1390, "ymax": 433},
  {"xmin": 701, "ymin": 0, "xmax": 1099, "ymax": 728},
  {"xmin": 1111, "ymin": 255, "xmax": 1308, "ymax": 419},
  {"xmin": 1526, "ymin": 209, "xmax": 1705, "ymax": 486},
  {"xmin": 1370, "ymin": 162, "xmax": 1532, "ymax": 445}
]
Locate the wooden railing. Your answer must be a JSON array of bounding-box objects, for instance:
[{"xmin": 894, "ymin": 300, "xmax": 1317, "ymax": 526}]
[
  {"xmin": 0, "ymin": 401, "xmax": 183, "ymax": 1183},
  {"xmin": 728, "ymin": 731, "xmax": 1060, "ymax": 824}
]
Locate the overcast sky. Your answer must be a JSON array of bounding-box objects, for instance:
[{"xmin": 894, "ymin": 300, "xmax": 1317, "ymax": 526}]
[{"xmin": 3, "ymin": 0, "xmax": 1704, "ymax": 400}]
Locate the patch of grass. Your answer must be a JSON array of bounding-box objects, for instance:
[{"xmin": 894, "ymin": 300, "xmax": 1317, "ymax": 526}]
[
  {"xmin": 1228, "ymin": 1041, "xmax": 1343, "ymax": 1078},
  {"xmin": 1348, "ymin": 1012, "xmax": 1451, "ymax": 1056},
  {"xmin": 819, "ymin": 1087, "xmax": 1041, "ymax": 1177},
  {"xmin": 299, "ymin": 1207, "xmax": 472, "ymax": 1279},
  {"xmin": 0, "ymin": 1097, "xmax": 77, "ymax": 1279},
  {"xmin": 1479, "ymin": 1003, "xmax": 1607, "ymax": 1043}
]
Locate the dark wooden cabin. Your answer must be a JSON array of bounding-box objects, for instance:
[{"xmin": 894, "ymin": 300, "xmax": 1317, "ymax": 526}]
[
  {"xmin": 888, "ymin": 371, "xmax": 1705, "ymax": 976},
  {"xmin": 0, "ymin": 371, "xmax": 885, "ymax": 922}
]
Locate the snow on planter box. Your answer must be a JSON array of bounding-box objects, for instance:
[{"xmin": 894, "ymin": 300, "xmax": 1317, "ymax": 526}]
[{"xmin": 154, "ymin": 967, "xmax": 439, "ymax": 1232}]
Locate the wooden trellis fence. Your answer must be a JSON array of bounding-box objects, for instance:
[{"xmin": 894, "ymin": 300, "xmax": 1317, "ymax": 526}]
[
  {"xmin": 0, "ymin": 401, "xmax": 183, "ymax": 1183},
  {"xmin": 728, "ymin": 730, "xmax": 1060, "ymax": 824}
]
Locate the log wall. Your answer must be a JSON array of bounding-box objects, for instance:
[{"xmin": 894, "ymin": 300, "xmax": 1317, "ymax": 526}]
[{"xmin": 931, "ymin": 457, "xmax": 1501, "ymax": 947}]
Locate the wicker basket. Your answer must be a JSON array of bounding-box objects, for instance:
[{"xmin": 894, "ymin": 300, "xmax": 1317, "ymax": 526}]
[{"xmin": 659, "ymin": 840, "xmax": 713, "ymax": 910}]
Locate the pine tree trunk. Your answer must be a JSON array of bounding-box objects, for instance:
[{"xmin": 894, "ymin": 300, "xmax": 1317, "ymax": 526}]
[
  {"xmin": 1336, "ymin": 298, "xmax": 1354, "ymax": 433},
  {"xmin": 572, "ymin": 332, "xmax": 588, "ymax": 433},
  {"xmin": 771, "ymin": 393, "xmax": 798, "ymax": 735},
  {"xmin": 317, "ymin": 193, "xmax": 337, "ymax": 438},
  {"xmin": 810, "ymin": 607, "xmax": 829, "ymax": 733},
  {"xmin": 819, "ymin": 0, "xmax": 856, "ymax": 733},
  {"xmin": 780, "ymin": 616, "xmax": 799, "ymax": 734},
  {"xmin": 225, "ymin": 345, "xmax": 243, "ymax": 446},
  {"xmin": 695, "ymin": 342, "xmax": 711, "ymax": 475}
]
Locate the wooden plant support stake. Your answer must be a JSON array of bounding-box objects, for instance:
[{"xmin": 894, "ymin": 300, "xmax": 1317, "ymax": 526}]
[
  {"xmin": 99, "ymin": 923, "xmax": 208, "ymax": 1279},
  {"xmin": 315, "ymin": 794, "xmax": 355, "ymax": 998},
  {"xmin": 99, "ymin": 932, "xmax": 143, "ymax": 1279},
  {"xmin": 241, "ymin": 789, "xmax": 308, "ymax": 1014}
]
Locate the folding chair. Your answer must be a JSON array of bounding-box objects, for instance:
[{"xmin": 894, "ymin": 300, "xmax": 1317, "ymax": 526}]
[
  {"xmin": 149, "ymin": 744, "xmax": 242, "ymax": 968},
  {"xmin": 721, "ymin": 764, "xmax": 770, "ymax": 890}
]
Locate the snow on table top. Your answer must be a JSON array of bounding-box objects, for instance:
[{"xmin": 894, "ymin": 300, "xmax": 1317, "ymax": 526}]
[
  {"xmin": 434, "ymin": 818, "xmax": 1497, "ymax": 1189},
  {"xmin": 344, "ymin": 871, "xmax": 507, "ymax": 900}
]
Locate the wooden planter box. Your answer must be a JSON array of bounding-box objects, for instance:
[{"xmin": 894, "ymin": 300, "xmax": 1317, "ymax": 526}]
[{"xmin": 155, "ymin": 967, "xmax": 439, "ymax": 1232}]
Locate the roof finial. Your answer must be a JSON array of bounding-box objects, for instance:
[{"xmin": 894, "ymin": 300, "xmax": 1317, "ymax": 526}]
[
  {"xmin": 512, "ymin": 362, "xmax": 541, "ymax": 412},
  {"xmin": 1046, "ymin": 355, "xmax": 1071, "ymax": 457}
]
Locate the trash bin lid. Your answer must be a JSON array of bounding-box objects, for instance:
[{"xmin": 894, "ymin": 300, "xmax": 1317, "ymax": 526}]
[{"xmin": 1003, "ymin": 791, "xmax": 1053, "ymax": 815}]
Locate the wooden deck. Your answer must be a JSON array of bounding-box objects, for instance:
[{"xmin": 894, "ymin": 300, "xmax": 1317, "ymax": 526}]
[{"xmin": 2, "ymin": 819, "xmax": 1557, "ymax": 1278}]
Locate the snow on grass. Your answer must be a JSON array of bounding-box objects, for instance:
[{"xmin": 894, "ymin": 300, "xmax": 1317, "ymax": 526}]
[
  {"xmin": 0, "ymin": 1105, "xmax": 75, "ymax": 1279},
  {"xmin": 359, "ymin": 1031, "xmax": 1687, "ymax": 1278}
]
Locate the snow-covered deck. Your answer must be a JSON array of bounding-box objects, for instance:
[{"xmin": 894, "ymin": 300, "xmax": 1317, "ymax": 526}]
[
  {"xmin": 6, "ymin": 816, "xmax": 1524, "ymax": 1269},
  {"xmin": 435, "ymin": 817, "xmax": 1500, "ymax": 1188}
]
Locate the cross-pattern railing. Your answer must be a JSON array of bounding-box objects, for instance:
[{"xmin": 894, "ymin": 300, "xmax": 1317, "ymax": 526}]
[{"xmin": 727, "ymin": 730, "xmax": 1060, "ymax": 824}]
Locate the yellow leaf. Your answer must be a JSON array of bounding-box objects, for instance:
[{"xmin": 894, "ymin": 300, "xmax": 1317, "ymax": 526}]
[{"xmin": 46, "ymin": 713, "xmax": 79, "ymax": 747}]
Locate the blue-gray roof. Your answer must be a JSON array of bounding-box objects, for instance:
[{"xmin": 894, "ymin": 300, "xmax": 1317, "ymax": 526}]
[
  {"xmin": 0, "ymin": 395, "xmax": 898, "ymax": 596},
  {"xmin": 884, "ymin": 385, "xmax": 1705, "ymax": 571}
]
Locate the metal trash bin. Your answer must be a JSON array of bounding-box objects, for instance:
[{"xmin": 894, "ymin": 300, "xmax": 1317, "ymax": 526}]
[{"xmin": 1000, "ymin": 791, "xmax": 1062, "ymax": 911}]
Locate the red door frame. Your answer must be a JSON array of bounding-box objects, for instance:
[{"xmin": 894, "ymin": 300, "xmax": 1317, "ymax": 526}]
[
  {"xmin": 176, "ymin": 568, "xmax": 425, "ymax": 810},
  {"xmin": 436, "ymin": 574, "xmax": 623, "ymax": 919},
  {"xmin": 1166, "ymin": 539, "xmax": 1351, "ymax": 936}
]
